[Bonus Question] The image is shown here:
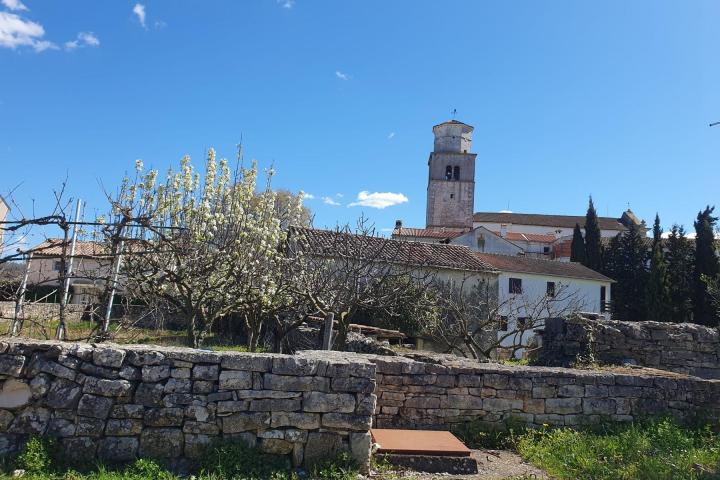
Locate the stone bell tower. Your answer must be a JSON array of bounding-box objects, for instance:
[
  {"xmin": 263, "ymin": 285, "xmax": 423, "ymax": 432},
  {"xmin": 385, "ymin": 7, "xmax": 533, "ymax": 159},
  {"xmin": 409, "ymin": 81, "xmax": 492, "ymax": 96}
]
[{"xmin": 425, "ymin": 120, "xmax": 476, "ymax": 230}]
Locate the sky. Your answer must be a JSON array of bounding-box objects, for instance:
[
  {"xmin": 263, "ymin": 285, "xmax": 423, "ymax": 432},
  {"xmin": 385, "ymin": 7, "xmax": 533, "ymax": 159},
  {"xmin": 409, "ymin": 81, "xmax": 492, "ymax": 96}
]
[{"xmin": 1, "ymin": 0, "xmax": 719, "ymax": 240}]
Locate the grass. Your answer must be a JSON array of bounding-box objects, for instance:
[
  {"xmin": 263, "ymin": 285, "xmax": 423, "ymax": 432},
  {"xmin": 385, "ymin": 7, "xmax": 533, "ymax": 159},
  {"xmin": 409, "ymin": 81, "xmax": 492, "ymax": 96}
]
[
  {"xmin": 516, "ymin": 417, "xmax": 720, "ymax": 480},
  {"xmin": 0, "ymin": 437, "xmax": 357, "ymax": 480}
]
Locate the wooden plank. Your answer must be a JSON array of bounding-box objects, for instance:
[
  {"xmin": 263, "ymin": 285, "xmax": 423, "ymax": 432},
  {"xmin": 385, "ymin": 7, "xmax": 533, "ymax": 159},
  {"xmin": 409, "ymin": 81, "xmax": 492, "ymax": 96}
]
[{"xmin": 371, "ymin": 429, "xmax": 471, "ymax": 457}]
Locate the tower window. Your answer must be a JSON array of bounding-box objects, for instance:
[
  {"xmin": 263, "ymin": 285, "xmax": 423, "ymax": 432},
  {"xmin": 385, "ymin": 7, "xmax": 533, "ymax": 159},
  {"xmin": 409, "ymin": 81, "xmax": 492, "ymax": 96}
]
[
  {"xmin": 445, "ymin": 166, "xmax": 452, "ymax": 180},
  {"xmin": 453, "ymin": 166, "xmax": 460, "ymax": 180}
]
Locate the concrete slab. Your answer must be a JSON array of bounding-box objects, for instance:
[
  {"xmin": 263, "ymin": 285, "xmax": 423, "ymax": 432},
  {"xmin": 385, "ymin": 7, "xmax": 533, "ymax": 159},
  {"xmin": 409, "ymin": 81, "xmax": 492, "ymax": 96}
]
[{"xmin": 371, "ymin": 429, "xmax": 471, "ymax": 457}]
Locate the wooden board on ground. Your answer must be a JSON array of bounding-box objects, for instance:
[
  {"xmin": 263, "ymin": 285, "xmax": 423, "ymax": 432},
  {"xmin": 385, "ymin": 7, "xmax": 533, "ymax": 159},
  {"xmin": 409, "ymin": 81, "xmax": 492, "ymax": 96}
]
[{"xmin": 371, "ymin": 429, "xmax": 472, "ymax": 457}]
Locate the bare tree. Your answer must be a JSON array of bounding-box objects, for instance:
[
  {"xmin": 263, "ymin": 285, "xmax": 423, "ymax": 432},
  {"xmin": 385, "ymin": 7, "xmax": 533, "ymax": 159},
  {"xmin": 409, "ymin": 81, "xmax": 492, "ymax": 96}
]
[{"xmin": 426, "ymin": 278, "xmax": 586, "ymax": 360}]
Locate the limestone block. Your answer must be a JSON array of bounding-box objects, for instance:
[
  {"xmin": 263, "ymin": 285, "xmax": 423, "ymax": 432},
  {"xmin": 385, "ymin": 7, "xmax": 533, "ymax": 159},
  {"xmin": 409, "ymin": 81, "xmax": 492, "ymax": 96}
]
[
  {"xmin": 163, "ymin": 378, "xmax": 192, "ymax": 394},
  {"xmin": 105, "ymin": 418, "xmax": 143, "ymax": 436},
  {"xmin": 284, "ymin": 429, "xmax": 308, "ymax": 443},
  {"xmin": 272, "ymin": 357, "xmax": 317, "ymax": 376},
  {"xmin": 9, "ymin": 407, "xmax": 49, "ymax": 434},
  {"xmin": 83, "ymin": 377, "xmax": 132, "ymax": 398},
  {"xmin": 583, "ymin": 398, "xmax": 616, "ymax": 415},
  {"xmin": 261, "ymin": 438, "xmax": 293, "ymax": 455},
  {"xmin": 441, "ymin": 395, "xmax": 483, "ymax": 410},
  {"xmin": 47, "ymin": 418, "xmax": 75, "ymax": 437},
  {"xmin": 77, "ymin": 394, "xmax": 113, "ymax": 419},
  {"xmin": 404, "ymin": 396, "xmax": 440, "ymax": 409},
  {"xmin": 457, "ymin": 375, "xmax": 483, "ymax": 387},
  {"xmin": 355, "ymin": 394, "xmax": 377, "ymax": 416},
  {"xmin": 221, "ymin": 355, "xmax": 273, "ymax": 372},
  {"xmin": 304, "ymin": 432, "xmax": 343, "ymax": 468},
  {"xmin": 171, "ymin": 368, "xmax": 191, "ymax": 379},
  {"xmin": 0, "ymin": 410, "xmax": 14, "ymax": 430},
  {"xmin": 185, "ymin": 405, "xmax": 213, "ymax": 422},
  {"xmin": 207, "ymin": 392, "xmax": 233, "ymax": 402},
  {"xmin": 75, "ymin": 416, "xmax": 105, "ymax": 437},
  {"xmin": 164, "ymin": 393, "xmax": 206, "ymax": 407},
  {"xmin": 585, "ymin": 385, "xmax": 609, "ymax": 397},
  {"xmin": 80, "ymin": 362, "xmax": 120, "ymax": 380},
  {"xmin": 140, "ymin": 428, "xmax": 184, "ymax": 458},
  {"xmin": 98, "ymin": 437, "xmax": 139, "ymax": 461},
  {"xmin": 183, "ymin": 421, "xmax": 220, "ymax": 435},
  {"xmin": 219, "ymin": 370, "xmax": 252, "ymax": 390},
  {"xmin": 523, "ymin": 398, "xmax": 545, "ymax": 414},
  {"xmin": 0, "ymin": 356, "xmax": 25, "ymax": 377},
  {"xmin": 110, "ymin": 404, "xmax": 145, "ymax": 419},
  {"xmin": 127, "ymin": 350, "xmax": 165, "ymax": 366},
  {"xmin": 118, "ymin": 365, "xmax": 140, "ymax": 381},
  {"xmin": 532, "ymin": 386, "xmax": 556, "ymax": 398},
  {"xmin": 37, "ymin": 359, "xmax": 76, "ymax": 381},
  {"xmin": 270, "ymin": 412, "xmax": 320, "ymax": 429},
  {"xmin": 29, "ymin": 374, "xmax": 51, "ymax": 399},
  {"xmin": 216, "ymin": 401, "xmax": 249, "ymax": 415},
  {"xmin": 264, "ymin": 374, "xmax": 329, "ymax": 392},
  {"xmin": 321, "ymin": 413, "xmax": 372, "ymax": 431},
  {"xmin": 349, "ymin": 432, "xmax": 371, "ymax": 474},
  {"xmin": 0, "ymin": 379, "xmax": 31, "ymax": 409},
  {"xmin": 221, "ymin": 412, "xmax": 270, "ymax": 433},
  {"xmin": 134, "ymin": 383, "xmax": 165, "ymax": 407},
  {"xmin": 144, "ymin": 407, "xmax": 184, "ymax": 427},
  {"xmin": 545, "ymin": 398, "xmax": 582, "ymax": 415},
  {"xmin": 483, "ymin": 398, "xmax": 522, "ymax": 411},
  {"xmin": 484, "ymin": 374, "xmax": 509, "ymax": 389},
  {"xmin": 142, "ymin": 365, "xmax": 170, "ymax": 382},
  {"xmin": 192, "ymin": 381, "xmax": 215, "ymax": 394},
  {"xmin": 235, "ymin": 390, "xmax": 301, "ymax": 400},
  {"xmin": 192, "ymin": 365, "xmax": 219, "ymax": 381},
  {"xmin": 249, "ymin": 398, "xmax": 301, "ymax": 412},
  {"xmin": 62, "ymin": 437, "xmax": 97, "ymax": 463},
  {"xmin": 303, "ymin": 392, "xmax": 355, "ymax": 413},
  {"xmin": 557, "ymin": 385, "xmax": 584, "ymax": 397},
  {"xmin": 93, "ymin": 347, "xmax": 126, "ymax": 368},
  {"xmin": 331, "ymin": 376, "xmax": 375, "ymax": 393},
  {"xmin": 185, "ymin": 433, "xmax": 212, "ymax": 458}
]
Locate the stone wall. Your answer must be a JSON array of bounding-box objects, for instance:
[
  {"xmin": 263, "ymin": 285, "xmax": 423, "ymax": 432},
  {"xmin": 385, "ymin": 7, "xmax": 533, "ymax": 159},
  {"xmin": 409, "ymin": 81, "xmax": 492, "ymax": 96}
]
[
  {"xmin": 369, "ymin": 353, "xmax": 720, "ymax": 430},
  {"xmin": 537, "ymin": 317, "xmax": 720, "ymax": 379},
  {"xmin": 0, "ymin": 339, "xmax": 375, "ymax": 471},
  {"xmin": 0, "ymin": 302, "xmax": 86, "ymax": 322}
]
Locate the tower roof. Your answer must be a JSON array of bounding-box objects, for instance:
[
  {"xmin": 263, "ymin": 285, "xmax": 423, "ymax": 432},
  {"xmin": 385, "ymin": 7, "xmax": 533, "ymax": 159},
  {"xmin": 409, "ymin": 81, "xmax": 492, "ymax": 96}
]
[{"xmin": 433, "ymin": 119, "xmax": 473, "ymax": 130}]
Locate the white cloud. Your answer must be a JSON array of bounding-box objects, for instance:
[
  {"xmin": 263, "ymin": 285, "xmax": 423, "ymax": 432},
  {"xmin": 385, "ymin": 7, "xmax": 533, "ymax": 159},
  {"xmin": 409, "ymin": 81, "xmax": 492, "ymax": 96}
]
[
  {"xmin": 0, "ymin": 11, "xmax": 57, "ymax": 51},
  {"xmin": 277, "ymin": 0, "xmax": 295, "ymax": 9},
  {"xmin": 335, "ymin": 70, "xmax": 349, "ymax": 81},
  {"xmin": 322, "ymin": 196, "xmax": 341, "ymax": 206},
  {"xmin": 64, "ymin": 31, "xmax": 99, "ymax": 50},
  {"xmin": 301, "ymin": 192, "xmax": 315, "ymax": 200},
  {"xmin": 133, "ymin": 3, "xmax": 146, "ymax": 28},
  {"xmin": 1, "ymin": 0, "xmax": 27, "ymax": 11},
  {"xmin": 387, "ymin": 132, "xmax": 395, "ymax": 139},
  {"xmin": 335, "ymin": 193, "xmax": 343, "ymax": 198},
  {"xmin": 348, "ymin": 191, "xmax": 409, "ymax": 209}
]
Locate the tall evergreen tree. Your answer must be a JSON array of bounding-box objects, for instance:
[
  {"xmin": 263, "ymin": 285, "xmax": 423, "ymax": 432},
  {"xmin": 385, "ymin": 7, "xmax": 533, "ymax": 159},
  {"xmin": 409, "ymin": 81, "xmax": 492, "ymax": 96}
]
[
  {"xmin": 666, "ymin": 225, "xmax": 694, "ymax": 323},
  {"xmin": 584, "ymin": 196, "xmax": 602, "ymax": 271},
  {"xmin": 693, "ymin": 206, "xmax": 720, "ymax": 326},
  {"xmin": 646, "ymin": 214, "xmax": 671, "ymax": 321},
  {"xmin": 603, "ymin": 223, "xmax": 648, "ymax": 321},
  {"xmin": 570, "ymin": 223, "xmax": 587, "ymax": 264}
]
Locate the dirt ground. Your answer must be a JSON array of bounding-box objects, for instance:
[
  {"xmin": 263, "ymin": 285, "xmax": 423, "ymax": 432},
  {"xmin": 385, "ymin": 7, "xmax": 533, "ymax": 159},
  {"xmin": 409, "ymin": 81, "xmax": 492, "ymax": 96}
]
[{"xmin": 369, "ymin": 450, "xmax": 548, "ymax": 479}]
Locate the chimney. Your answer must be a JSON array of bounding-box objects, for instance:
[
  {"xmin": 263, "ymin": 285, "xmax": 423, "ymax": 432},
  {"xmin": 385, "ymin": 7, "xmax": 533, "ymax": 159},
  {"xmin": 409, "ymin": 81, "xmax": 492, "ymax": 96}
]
[
  {"xmin": 500, "ymin": 224, "xmax": 508, "ymax": 238},
  {"xmin": 394, "ymin": 219, "xmax": 403, "ymax": 230}
]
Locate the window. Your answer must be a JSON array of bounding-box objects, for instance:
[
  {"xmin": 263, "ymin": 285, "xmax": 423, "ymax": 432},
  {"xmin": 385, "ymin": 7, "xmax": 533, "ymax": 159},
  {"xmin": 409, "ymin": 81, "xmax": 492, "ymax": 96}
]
[
  {"xmin": 546, "ymin": 281, "xmax": 556, "ymax": 297},
  {"xmin": 543, "ymin": 246, "xmax": 550, "ymax": 254},
  {"xmin": 499, "ymin": 316, "xmax": 508, "ymax": 331},
  {"xmin": 509, "ymin": 277, "xmax": 522, "ymax": 294},
  {"xmin": 517, "ymin": 317, "xmax": 528, "ymax": 329},
  {"xmin": 445, "ymin": 165, "xmax": 452, "ymax": 180},
  {"xmin": 453, "ymin": 166, "xmax": 460, "ymax": 180},
  {"xmin": 53, "ymin": 261, "xmax": 63, "ymax": 272},
  {"xmin": 450, "ymin": 194, "xmax": 454, "ymax": 199},
  {"xmin": 600, "ymin": 286, "xmax": 607, "ymax": 312}
]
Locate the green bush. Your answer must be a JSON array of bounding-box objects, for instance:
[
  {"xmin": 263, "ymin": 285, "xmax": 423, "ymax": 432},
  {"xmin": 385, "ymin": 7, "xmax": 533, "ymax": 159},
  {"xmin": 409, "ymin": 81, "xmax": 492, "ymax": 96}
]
[
  {"xmin": 15, "ymin": 436, "xmax": 61, "ymax": 474},
  {"xmin": 311, "ymin": 452, "xmax": 358, "ymax": 480},
  {"xmin": 199, "ymin": 440, "xmax": 292, "ymax": 480},
  {"xmin": 452, "ymin": 418, "xmax": 528, "ymax": 450},
  {"xmin": 517, "ymin": 417, "xmax": 720, "ymax": 480}
]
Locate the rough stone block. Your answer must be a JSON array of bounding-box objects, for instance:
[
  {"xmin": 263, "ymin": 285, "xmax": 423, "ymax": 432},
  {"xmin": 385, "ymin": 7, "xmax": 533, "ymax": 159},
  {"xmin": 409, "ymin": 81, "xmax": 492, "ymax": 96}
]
[
  {"xmin": 140, "ymin": 428, "xmax": 184, "ymax": 458},
  {"xmin": 144, "ymin": 407, "xmax": 184, "ymax": 427},
  {"xmin": 545, "ymin": 398, "xmax": 582, "ymax": 414},
  {"xmin": 219, "ymin": 370, "xmax": 252, "ymax": 390},
  {"xmin": 304, "ymin": 432, "xmax": 344, "ymax": 468},
  {"xmin": 0, "ymin": 356, "xmax": 25, "ymax": 377},
  {"xmin": 222, "ymin": 412, "xmax": 270, "ymax": 433},
  {"xmin": 93, "ymin": 347, "xmax": 126, "ymax": 368},
  {"xmin": 63, "ymin": 437, "xmax": 97, "ymax": 464},
  {"xmin": 9, "ymin": 407, "xmax": 49, "ymax": 434},
  {"xmin": 264, "ymin": 374, "xmax": 329, "ymax": 392},
  {"xmin": 185, "ymin": 433, "xmax": 212, "ymax": 458},
  {"xmin": 331, "ymin": 376, "xmax": 375, "ymax": 393},
  {"xmin": 260, "ymin": 438, "xmax": 293, "ymax": 455},
  {"xmin": 83, "ymin": 377, "xmax": 132, "ymax": 398},
  {"xmin": 192, "ymin": 365, "xmax": 219, "ymax": 381},
  {"xmin": 249, "ymin": 398, "xmax": 301, "ymax": 412},
  {"xmin": 321, "ymin": 413, "xmax": 372, "ymax": 431},
  {"xmin": 105, "ymin": 418, "xmax": 143, "ymax": 436},
  {"xmin": 303, "ymin": 392, "xmax": 355, "ymax": 413},
  {"xmin": 142, "ymin": 365, "xmax": 171, "ymax": 382},
  {"xmin": 134, "ymin": 382, "xmax": 165, "ymax": 407},
  {"xmin": 271, "ymin": 411, "xmax": 321, "ymax": 429},
  {"xmin": 77, "ymin": 394, "xmax": 113, "ymax": 419},
  {"xmin": 110, "ymin": 404, "xmax": 145, "ymax": 419}
]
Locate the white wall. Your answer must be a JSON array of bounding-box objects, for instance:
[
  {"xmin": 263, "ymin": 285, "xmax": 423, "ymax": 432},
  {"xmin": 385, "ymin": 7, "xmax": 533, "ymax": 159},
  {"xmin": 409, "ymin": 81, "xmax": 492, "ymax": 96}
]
[
  {"xmin": 495, "ymin": 271, "xmax": 611, "ymax": 357},
  {"xmin": 473, "ymin": 221, "xmax": 622, "ymax": 239}
]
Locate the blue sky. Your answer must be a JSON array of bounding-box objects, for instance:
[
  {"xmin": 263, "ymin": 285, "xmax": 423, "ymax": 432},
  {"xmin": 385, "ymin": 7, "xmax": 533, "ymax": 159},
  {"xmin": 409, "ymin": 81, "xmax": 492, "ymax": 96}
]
[{"xmin": 1, "ymin": 0, "xmax": 719, "ymax": 237}]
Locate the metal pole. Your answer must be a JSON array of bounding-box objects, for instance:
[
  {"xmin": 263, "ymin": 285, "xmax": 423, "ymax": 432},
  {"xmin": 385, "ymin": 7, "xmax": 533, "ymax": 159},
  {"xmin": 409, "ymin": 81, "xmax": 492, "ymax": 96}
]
[
  {"xmin": 11, "ymin": 252, "xmax": 32, "ymax": 336},
  {"xmin": 101, "ymin": 240, "xmax": 124, "ymax": 337},
  {"xmin": 61, "ymin": 198, "xmax": 83, "ymax": 306},
  {"xmin": 322, "ymin": 312, "xmax": 334, "ymax": 350}
]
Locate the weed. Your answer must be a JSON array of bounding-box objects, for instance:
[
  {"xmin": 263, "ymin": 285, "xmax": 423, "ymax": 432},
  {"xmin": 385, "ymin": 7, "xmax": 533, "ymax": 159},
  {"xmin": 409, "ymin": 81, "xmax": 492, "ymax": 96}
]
[{"xmin": 311, "ymin": 452, "xmax": 358, "ymax": 480}]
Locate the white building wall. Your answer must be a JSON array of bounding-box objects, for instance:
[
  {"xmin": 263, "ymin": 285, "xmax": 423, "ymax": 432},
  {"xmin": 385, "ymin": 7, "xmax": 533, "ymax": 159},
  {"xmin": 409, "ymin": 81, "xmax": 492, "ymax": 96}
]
[
  {"xmin": 496, "ymin": 271, "xmax": 611, "ymax": 357},
  {"xmin": 473, "ymin": 221, "xmax": 622, "ymax": 239}
]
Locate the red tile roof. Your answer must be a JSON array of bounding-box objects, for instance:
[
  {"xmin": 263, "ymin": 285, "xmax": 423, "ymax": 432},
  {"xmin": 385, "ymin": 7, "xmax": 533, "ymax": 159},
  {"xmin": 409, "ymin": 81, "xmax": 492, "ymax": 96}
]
[
  {"xmin": 295, "ymin": 228, "xmax": 496, "ymax": 273},
  {"xmin": 392, "ymin": 227, "xmax": 466, "ymax": 240},
  {"xmin": 31, "ymin": 239, "xmax": 108, "ymax": 258},
  {"xmin": 474, "ymin": 212, "xmax": 628, "ymax": 231},
  {"xmin": 474, "ymin": 252, "xmax": 612, "ymax": 282}
]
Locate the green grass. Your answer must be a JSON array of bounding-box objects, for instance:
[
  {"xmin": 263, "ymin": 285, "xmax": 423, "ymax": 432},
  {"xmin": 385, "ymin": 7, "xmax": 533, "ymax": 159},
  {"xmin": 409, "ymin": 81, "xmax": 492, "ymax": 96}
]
[
  {"xmin": 516, "ymin": 417, "xmax": 720, "ymax": 480},
  {"xmin": 0, "ymin": 437, "xmax": 357, "ymax": 480}
]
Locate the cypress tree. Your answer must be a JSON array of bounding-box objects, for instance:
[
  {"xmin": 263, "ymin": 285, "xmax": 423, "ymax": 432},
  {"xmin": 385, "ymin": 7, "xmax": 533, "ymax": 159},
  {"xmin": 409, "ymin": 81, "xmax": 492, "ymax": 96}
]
[
  {"xmin": 603, "ymin": 224, "xmax": 648, "ymax": 321},
  {"xmin": 584, "ymin": 196, "xmax": 602, "ymax": 271},
  {"xmin": 646, "ymin": 214, "xmax": 671, "ymax": 321},
  {"xmin": 570, "ymin": 223, "xmax": 587, "ymax": 264},
  {"xmin": 693, "ymin": 206, "xmax": 720, "ymax": 326},
  {"xmin": 666, "ymin": 225, "xmax": 694, "ymax": 323}
]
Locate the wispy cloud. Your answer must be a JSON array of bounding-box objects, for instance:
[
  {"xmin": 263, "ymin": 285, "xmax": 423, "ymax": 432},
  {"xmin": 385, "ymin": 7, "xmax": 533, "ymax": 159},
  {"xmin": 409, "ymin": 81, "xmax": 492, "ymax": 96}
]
[
  {"xmin": 277, "ymin": 0, "xmax": 295, "ymax": 8},
  {"xmin": 0, "ymin": 11, "xmax": 57, "ymax": 51},
  {"xmin": 154, "ymin": 20, "xmax": 167, "ymax": 29},
  {"xmin": 387, "ymin": 132, "xmax": 395, "ymax": 140},
  {"xmin": 335, "ymin": 70, "xmax": 350, "ymax": 81},
  {"xmin": 133, "ymin": 3, "xmax": 146, "ymax": 28},
  {"xmin": 1, "ymin": 0, "xmax": 27, "ymax": 11},
  {"xmin": 322, "ymin": 196, "xmax": 341, "ymax": 206},
  {"xmin": 348, "ymin": 191, "xmax": 409, "ymax": 209},
  {"xmin": 64, "ymin": 31, "xmax": 99, "ymax": 50},
  {"xmin": 301, "ymin": 192, "xmax": 315, "ymax": 200}
]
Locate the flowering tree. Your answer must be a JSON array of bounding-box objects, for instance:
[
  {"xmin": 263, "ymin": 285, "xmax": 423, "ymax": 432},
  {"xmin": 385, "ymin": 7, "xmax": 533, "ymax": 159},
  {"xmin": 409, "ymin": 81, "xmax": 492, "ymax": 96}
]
[{"xmin": 115, "ymin": 150, "xmax": 306, "ymax": 348}]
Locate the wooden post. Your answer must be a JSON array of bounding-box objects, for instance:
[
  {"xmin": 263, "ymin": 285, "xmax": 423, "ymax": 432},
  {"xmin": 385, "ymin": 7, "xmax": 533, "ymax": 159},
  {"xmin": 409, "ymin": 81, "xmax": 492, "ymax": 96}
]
[{"xmin": 322, "ymin": 312, "xmax": 334, "ymax": 350}]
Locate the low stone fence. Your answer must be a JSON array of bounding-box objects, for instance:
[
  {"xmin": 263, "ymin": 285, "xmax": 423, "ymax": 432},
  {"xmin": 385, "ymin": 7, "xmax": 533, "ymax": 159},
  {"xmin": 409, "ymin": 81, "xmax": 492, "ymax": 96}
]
[
  {"xmin": 1, "ymin": 340, "xmax": 719, "ymax": 469},
  {"xmin": 0, "ymin": 302, "xmax": 86, "ymax": 322},
  {"xmin": 0, "ymin": 339, "xmax": 375, "ymax": 471},
  {"xmin": 368, "ymin": 353, "xmax": 720, "ymax": 430},
  {"xmin": 537, "ymin": 317, "xmax": 720, "ymax": 379}
]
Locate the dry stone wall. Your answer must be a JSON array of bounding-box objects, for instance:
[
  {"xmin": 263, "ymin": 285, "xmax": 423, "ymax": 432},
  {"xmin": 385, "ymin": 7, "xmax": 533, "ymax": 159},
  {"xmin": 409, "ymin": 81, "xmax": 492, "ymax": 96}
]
[
  {"xmin": 538, "ymin": 317, "xmax": 720, "ymax": 379},
  {"xmin": 368, "ymin": 353, "xmax": 720, "ymax": 430},
  {"xmin": 0, "ymin": 302, "xmax": 85, "ymax": 322},
  {"xmin": 0, "ymin": 339, "xmax": 375, "ymax": 471}
]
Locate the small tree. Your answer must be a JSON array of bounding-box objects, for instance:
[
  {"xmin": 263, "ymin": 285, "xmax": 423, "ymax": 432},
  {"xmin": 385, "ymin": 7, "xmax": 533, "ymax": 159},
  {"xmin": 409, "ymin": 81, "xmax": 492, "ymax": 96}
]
[
  {"xmin": 646, "ymin": 215, "xmax": 671, "ymax": 322},
  {"xmin": 693, "ymin": 206, "xmax": 720, "ymax": 326},
  {"xmin": 584, "ymin": 196, "xmax": 602, "ymax": 271},
  {"xmin": 570, "ymin": 223, "xmax": 586, "ymax": 264},
  {"xmin": 666, "ymin": 225, "xmax": 695, "ymax": 323}
]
